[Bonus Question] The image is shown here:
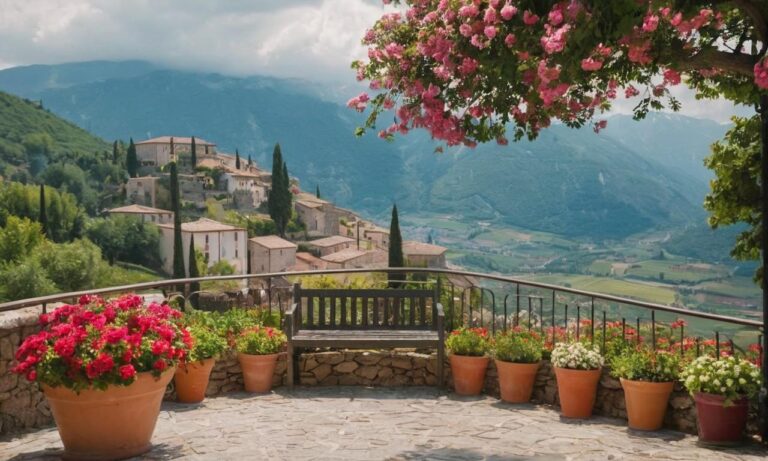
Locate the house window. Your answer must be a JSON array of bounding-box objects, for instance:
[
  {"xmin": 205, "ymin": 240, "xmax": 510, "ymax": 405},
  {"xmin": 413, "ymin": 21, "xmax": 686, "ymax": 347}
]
[
  {"xmin": 234, "ymin": 232, "xmax": 238, "ymax": 241},
  {"xmin": 151, "ymin": 216, "xmax": 156, "ymax": 222},
  {"xmin": 235, "ymin": 248, "xmax": 239, "ymax": 258}
]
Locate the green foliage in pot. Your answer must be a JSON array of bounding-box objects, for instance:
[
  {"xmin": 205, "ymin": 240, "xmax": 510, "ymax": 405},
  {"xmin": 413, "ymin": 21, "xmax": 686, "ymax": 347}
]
[
  {"xmin": 445, "ymin": 327, "xmax": 489, "ymax": 357},
  {"xmin": 609, "ymin": 346, "xmax": 680, "ymax": 382},
  {"xmin": 235, "ymin": 326, "xmax": 287, "ymax": 355},
  {"xmin": 493, "ymin": 327, "xmax": 543, "ymax": 364},
  {"xmin": 681, "ymin": 355, "xmax": 762, "ymax": 404}
]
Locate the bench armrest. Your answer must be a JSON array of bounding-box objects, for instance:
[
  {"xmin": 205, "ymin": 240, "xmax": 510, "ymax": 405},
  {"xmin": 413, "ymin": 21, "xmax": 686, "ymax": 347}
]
[
  {"xmin": 435, "ymin": 303, "xmax": 445, "ymax": 338},
  {"xmin": 285, "ymin": 303, "xmax": 300, "ymax": 339}
]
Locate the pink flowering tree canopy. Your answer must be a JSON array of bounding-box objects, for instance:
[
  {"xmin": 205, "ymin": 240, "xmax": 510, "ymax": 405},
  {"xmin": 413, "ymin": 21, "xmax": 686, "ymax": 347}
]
[
  {"xmin": 350, "ymin": 0, "xmax": 767, "ymax": 145},
  {"xmin": 350, "ymin": 0, "xmax": 768, "ymax": 276}
]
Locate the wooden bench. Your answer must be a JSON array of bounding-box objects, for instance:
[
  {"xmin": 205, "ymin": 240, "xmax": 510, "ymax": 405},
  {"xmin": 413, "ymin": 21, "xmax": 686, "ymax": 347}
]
[{"xmin": 284, "ymin": 284, "xmax": 445, "ymax": 387}]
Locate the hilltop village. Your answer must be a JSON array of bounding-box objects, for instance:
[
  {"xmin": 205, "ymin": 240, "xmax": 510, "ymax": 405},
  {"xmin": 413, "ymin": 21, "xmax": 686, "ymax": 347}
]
[{"xmin": 109, "ymin": 136, "xmax": 447, "ymax": 278}]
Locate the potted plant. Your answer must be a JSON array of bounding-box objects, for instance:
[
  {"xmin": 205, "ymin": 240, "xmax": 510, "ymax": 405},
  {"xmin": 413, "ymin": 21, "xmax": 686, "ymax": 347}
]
[
  {"xmin": 446, "ymin": 327, "xmax": 490, "ymax": 395},
  {"xmin": 492, "ymin": 327, "xmax": 543, "ymax": 403},
  {"xmin": 610, "ymin": 347, "xmax": 680, "ymax": 430},
  {"xmin": 551, "ymin": 342, "xmax": 604, "ymax": 418},
  {"xmin": 681, "ymin": 355, "xmax": 762, "ymax": 444},
  {"xmin": 12, "ymin": 294, "xmax": 192, "ymax": 460},
  {"xmin": 174, "ymin": 319, "xmax": 228, "ymax": 403},
  {"xmin": 235, "ymin": 325, "xmax": 287, "ymax": 393}
]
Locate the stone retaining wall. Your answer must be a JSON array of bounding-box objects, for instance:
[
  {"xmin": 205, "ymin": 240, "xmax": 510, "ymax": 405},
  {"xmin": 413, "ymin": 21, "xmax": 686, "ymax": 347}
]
[{"xmin": 0, "ymin": 308, "xmax": 759, "ymax": 436}]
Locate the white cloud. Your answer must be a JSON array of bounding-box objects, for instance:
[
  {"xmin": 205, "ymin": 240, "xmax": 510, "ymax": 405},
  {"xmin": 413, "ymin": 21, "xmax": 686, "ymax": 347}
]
[
  {"xmin": 0, "ymin": 0, "xmax": 391, "ymax": 83},
  {"xmin": 0, "ymin": 0, "xmax": 753, "ymax": 122}
]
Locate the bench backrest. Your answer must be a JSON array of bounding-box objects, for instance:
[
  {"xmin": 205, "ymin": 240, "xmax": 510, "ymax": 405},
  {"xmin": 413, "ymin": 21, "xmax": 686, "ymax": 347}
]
[{"xmin": 293, "ymin": 284, "xmax": 439, "ymax": 331}]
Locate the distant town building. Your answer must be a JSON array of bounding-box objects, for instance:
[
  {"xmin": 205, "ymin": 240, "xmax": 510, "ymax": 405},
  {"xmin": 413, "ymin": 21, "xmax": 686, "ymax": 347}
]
[
  {"xmin": 125, "ymin": 176, "xmax": 158, "ymax": 207},
  {"xmin": 248, "ymin": 235, "xmax": 297, "ymax": 274},
  {"xmin": 403, "ymin": 241, "xmax": 448, "ymax": 268},
  {"xmin": 306, "ymin": 235, "xmax": 355, "ymax": 256},
  {"xmin": 294, "ymin": 193, "xmax": 341, "ymax": 237},
  {"xmin": 363, "ymin": 225, "xmax": 390, "ymax": 250},
  {"xmin": 321, "ymin": 248, "xmax": 372, "ymax": 269},
  {"xmin": 293, "ymin": 252, "xmax": 327, "ymax": 271},
  {"xmin": 107, "ymin": 204, "xmax": 173, "ymax": 224},
  {"xmin": 135, "ymin": 136, "xmax": 216, "ymax": 167},
  {"xmin": 157, "ymin": 218, "xmax": 247, "ymax": 275}
]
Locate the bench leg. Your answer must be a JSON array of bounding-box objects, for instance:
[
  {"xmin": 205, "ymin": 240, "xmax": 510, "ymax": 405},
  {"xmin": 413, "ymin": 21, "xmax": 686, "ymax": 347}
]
[
  {"xmin": 437, "ymin": 341, "xmax": 445, "ymax": 388},
  {"xmin": 287, "ymin": 342, "xmax": 295, "ymax": 388}
]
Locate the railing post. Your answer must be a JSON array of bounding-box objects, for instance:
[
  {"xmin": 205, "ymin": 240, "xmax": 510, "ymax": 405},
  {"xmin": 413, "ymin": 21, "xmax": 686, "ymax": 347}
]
[{"xmin": 758, "ymin": 93, "xmax": 768, "ymax": 443}]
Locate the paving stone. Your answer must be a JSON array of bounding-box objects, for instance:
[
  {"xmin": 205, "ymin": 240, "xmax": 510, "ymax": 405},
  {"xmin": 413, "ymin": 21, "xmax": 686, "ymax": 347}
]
[{"xmin": 1, "ymin": 387, "xmax": 766, "ymax": 461}]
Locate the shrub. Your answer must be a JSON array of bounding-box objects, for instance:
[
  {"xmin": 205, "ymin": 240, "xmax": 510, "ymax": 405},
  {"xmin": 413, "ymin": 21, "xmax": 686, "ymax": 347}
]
[
  {"xmin": 681, "ymin": 355, "xmax": 762, "ymax": 404},
  {"xmin": 235, "ymin": 326, "xmax": 286, "ymax": 355},
  {"xmin": 184, "ymin": 322, "xmax": 228, "ymax": 363},
  {"xmin": 493, "ymin": 328, "xmax": 543, "ymax": 364},
  {"xmin": 12, "ymin": 294, "xmax": 192, "ymax": 391},
  {"xmin": 609, "ymin": 347, "xmax": 680, "ymax": 382},
  {"xmin": 551, "ymin": 342, "xmax": 603, "ymax": 370},
  {"xmin": 445, "ymin": 327, "xmax": 489, "ymax": 357}
]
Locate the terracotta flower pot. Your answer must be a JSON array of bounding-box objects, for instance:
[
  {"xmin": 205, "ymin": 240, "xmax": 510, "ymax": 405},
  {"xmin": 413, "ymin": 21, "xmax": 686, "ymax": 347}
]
[
  {"xmin": 238, "ymin": 352, "xmax": 279, "ymax": 393},
  {"xmin": 450, "ymin": 355, "xmax": 489, "ymax": 395},
  {"xmin": 174, "ymin": 358, "xmax": 216, "ymax": 403},
  {"xmin": 42, "ymin": 369, "xmax": 174, "ymax": 460},
  {"xmin": 495, "ymin": 360, "xmax": 540, "ymax": 403},
  {"xmin": 694, "ymin": 392, "xmax": 749, "ymax": 445},
  {"xmin": 554, "ymin": 367, "xmax": 601, "ymax": 419},
  {"xmin": 620, "ymin": 378, "xmax": 673, "ymax": 431}
]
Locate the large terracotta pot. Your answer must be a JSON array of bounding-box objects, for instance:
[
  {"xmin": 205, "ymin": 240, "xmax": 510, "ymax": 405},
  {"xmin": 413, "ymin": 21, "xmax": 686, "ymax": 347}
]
[
  {"xmin": 554, "ymin": 367, "xmax": 601, "ymax": 419},
  {"xmin": 174, "ymin": 358, "xmax": 216, "ymax": 403},
  {"xmin": 238, "ymin": 352, "xmax": 279, "ymax": 393},
  {"xmin": 450, "ymin": 355, "xmax": 489, "ymax": 395},
  {"xmin": 495, "ymin": 360, "xmax": 540, "ymax": 403},
  {"xmin": 620, "ymin": 378, "xmax": 674, "ymax": 431},
  {"xmin": 694, "ymin": 392, "xmax": 749, "ymax": 445},
  {"xmin": 42, "ymin": 369, "xmax": 174, "ymax": 460}
]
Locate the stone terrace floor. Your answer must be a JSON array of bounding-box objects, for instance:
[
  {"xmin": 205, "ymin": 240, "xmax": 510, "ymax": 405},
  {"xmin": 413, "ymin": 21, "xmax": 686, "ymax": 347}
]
[{"xmin": 2, "ymin": 387, "xmax": 767, "ymax": 461}]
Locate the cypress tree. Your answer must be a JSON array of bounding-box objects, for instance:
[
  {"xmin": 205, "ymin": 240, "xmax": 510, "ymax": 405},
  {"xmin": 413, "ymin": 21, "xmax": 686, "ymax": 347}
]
[
  {"xmin": 235, "ymin": 149, "xmax": 241, "ymax": 169},
  {"xmin": 126, "ymin": 138, "xmax": 138, "ymax": 178},
  {"xmin": 38, "ymin": 184, "xmax": 48, "ymax": 238},
  {"xmin": 170, "ymin": 162, "xmax": 185, "ymax": 285},
  {"xmin": 388, "ymin": 204, "xmax": 405, "ymax": 288},
  {"xmin": 112, "ymin": 140, "xmax": 119, "ymax": 164},
  {"xmin": 268, "ymin": 144, "xmax": 284, "ymax": 235},
  {"xmin": 248, "ymin": 155, "xmax": 253, "ymax": 167},
  {"xmin": 190, "ymin": 136, "xmax": 197, "ymax": 168},
  {"xmin": 188, "ymin": 234, "xmax": 200, "ymax": 294},
  {"xmin": 316, "ymin": 185, "xmax": 321, "ymax": 199},
  {"xmin": 281, "ymin": 162, "xmax": 292, "ymax": 235},
  {"xmin": 170, "ymin": 137, "xmax": 175, "ymax": 162}
]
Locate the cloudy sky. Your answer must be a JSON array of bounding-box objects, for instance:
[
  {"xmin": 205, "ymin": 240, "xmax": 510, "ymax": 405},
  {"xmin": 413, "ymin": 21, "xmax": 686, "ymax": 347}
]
[{"xmin": 0, "ymin": 0, "xmax": 753, "ymax": 122}]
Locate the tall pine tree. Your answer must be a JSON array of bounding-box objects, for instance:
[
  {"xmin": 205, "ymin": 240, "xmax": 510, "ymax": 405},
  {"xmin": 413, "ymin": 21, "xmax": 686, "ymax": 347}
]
[
  {"xmin": 248, "ymin": 155, "xmax": 253, "ymax": 167},
  {"xmin": 112, "ymin": 140, "xmax": 119, "ymax": 164},
  {"xmin": 38, "ymin": 184, "xmax": 48, "ymax": 238},
  {"xmin": 126, "ymin": 138, "xmax": 138, "ymax": 178},
  {"xmin": 235, "ymin": 149, "xmax": 241, "ymax": 169},
  {"xmin": 388, "ymin": 204, "xmax": 405, "ymax": 288},
  {"xmin": 316, "ymin": 185, "xmax": 321, "ymax": 199},
  {"xmin": 268, "ymin": 144, "xmax": 285, "ymax": 235},
  {"xmin": 190, "ymin": 136, "xmax": 197, "ymax": 168},
  {"xmin": 188, "ymin": 234, "xmax": 200, "ymax": 294},
  {"xmin": 170, "ymin": 162, "xmax": 185, "ymax": 285}
]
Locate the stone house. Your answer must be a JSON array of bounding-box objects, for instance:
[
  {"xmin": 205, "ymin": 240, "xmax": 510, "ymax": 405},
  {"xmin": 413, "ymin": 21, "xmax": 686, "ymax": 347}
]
[
  {"xmin": 321, "ymin": 248, "xmax": 372, "ymax": 269},
  {"xmin": 248, "ymin": 235, "xmax": 298, "ymax": 274},
  {"xmin": 135, "ymin": 136, "xmax": 216, "ymax": 167},
  {"xmin": 403, "ymin": 241, "xmax": 448, "ymax": 268},
  {"xmin": 363, "ymin": 225, "xmax": 390, "ymax": 250},
  {"xmin": 306, "ymin": 235, "xmax": 355, "ymax": 257},
  {"xmin": 157, "ymin": 218, "xmax": 247, "ymax": 275},
  {"xmin": 125, "ymin": 176, "xmax": 158, "ymax": 207},
  {"xmin": 294, "ymin": 193, "xmax": 341, "ymax": 237},
  {"xmin": 107, "ymin": 204, "xmax": 173, "ymax": 225},
  {"xmin": 292, "ymin": 252, "xmax": 327, "ymax": 271}
]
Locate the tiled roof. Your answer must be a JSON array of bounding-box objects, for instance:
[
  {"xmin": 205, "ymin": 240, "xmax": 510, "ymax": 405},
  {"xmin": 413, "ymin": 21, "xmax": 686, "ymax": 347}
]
[
  {"xmin": 295, "ymin": 200, "xmax": 324, "ymax": 209},
  {"xmin": 108, "ymin": 204, "xmax": 172, "ymax": 215},
  {"xmin": 307, "ymin": 235, "xmax": 355, "ymax": 247},
  {"xmin": 136, "ymin": 136, "xmax": 215, "ymax": 146},
  {"xmin": 403, "ymin": 241, "xmax": 447, "ymax": 256},
  {"xmin": 321, "ymin": 248, "xmax": 368, "ymax": 263},
  {"xmin": 249, "ymin": 235, "xmax": 297, "ymax": 250},
  {"xmin": 158, "ymin": 218, "xmax": 245, "ymax": 233},
  {"xmin": 295, "ymin": 252, "xmax": 324, "ymax": 264}
]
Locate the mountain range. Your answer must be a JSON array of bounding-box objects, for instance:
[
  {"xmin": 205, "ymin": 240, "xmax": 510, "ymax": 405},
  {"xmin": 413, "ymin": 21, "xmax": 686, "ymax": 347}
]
[{"xmin": 0, "ymin": 60, "xmax": 730, "ymax": 240}]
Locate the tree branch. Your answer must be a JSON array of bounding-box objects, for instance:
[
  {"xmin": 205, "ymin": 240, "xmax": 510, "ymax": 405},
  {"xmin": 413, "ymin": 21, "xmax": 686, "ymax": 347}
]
[
  {"xmin": 671, "ymin": 43, "xmax": 757, "ymax": 77},
  {"xmin": 733, "ymin": 0, "xmax": 767, "ymax": 55}
]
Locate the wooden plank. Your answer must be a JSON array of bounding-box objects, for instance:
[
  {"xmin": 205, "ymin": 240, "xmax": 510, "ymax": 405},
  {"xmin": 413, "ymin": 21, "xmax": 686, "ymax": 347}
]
[
  {"xmin": 392, "ymin": 298, "xmax": 400, "ymax": 328},
  {"xmin": 350, "ymin": 296, "xmax": 357, "ymax": 327},
  {"xmin": 307, "ymin": 296, "xmax": 314, "ymax": 327},
  {"xmin": 299, "ymin": 288, "xmax": 433, "ymax": 298},
  {"xmin": 340, "ymin": 297, "xmax": 347, "ymax": 327},
  {"xmin": 409, "ymin": 296, "xmax": 416, "ymax": 326},
  {"xmin": 319, "ymin": 296, "xmax": 325, "ymax": 327},
  {"xmin": 330, "ymin": 297, "xmax": 337, "ymax": 327},
  {"xmin": 372, "ymin": 297, "xmax": 379, "ymax": 327},
  {"xmin": 383, "ymin": 298, "xmax": 389, "ymax": 328},
  {"xmin": 362, "ymin": 297, "xmax": 369, "ymax": 327},
  {"xmin": 419, "ymin": 296, "xmax": 426, "ymax": 326}
]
